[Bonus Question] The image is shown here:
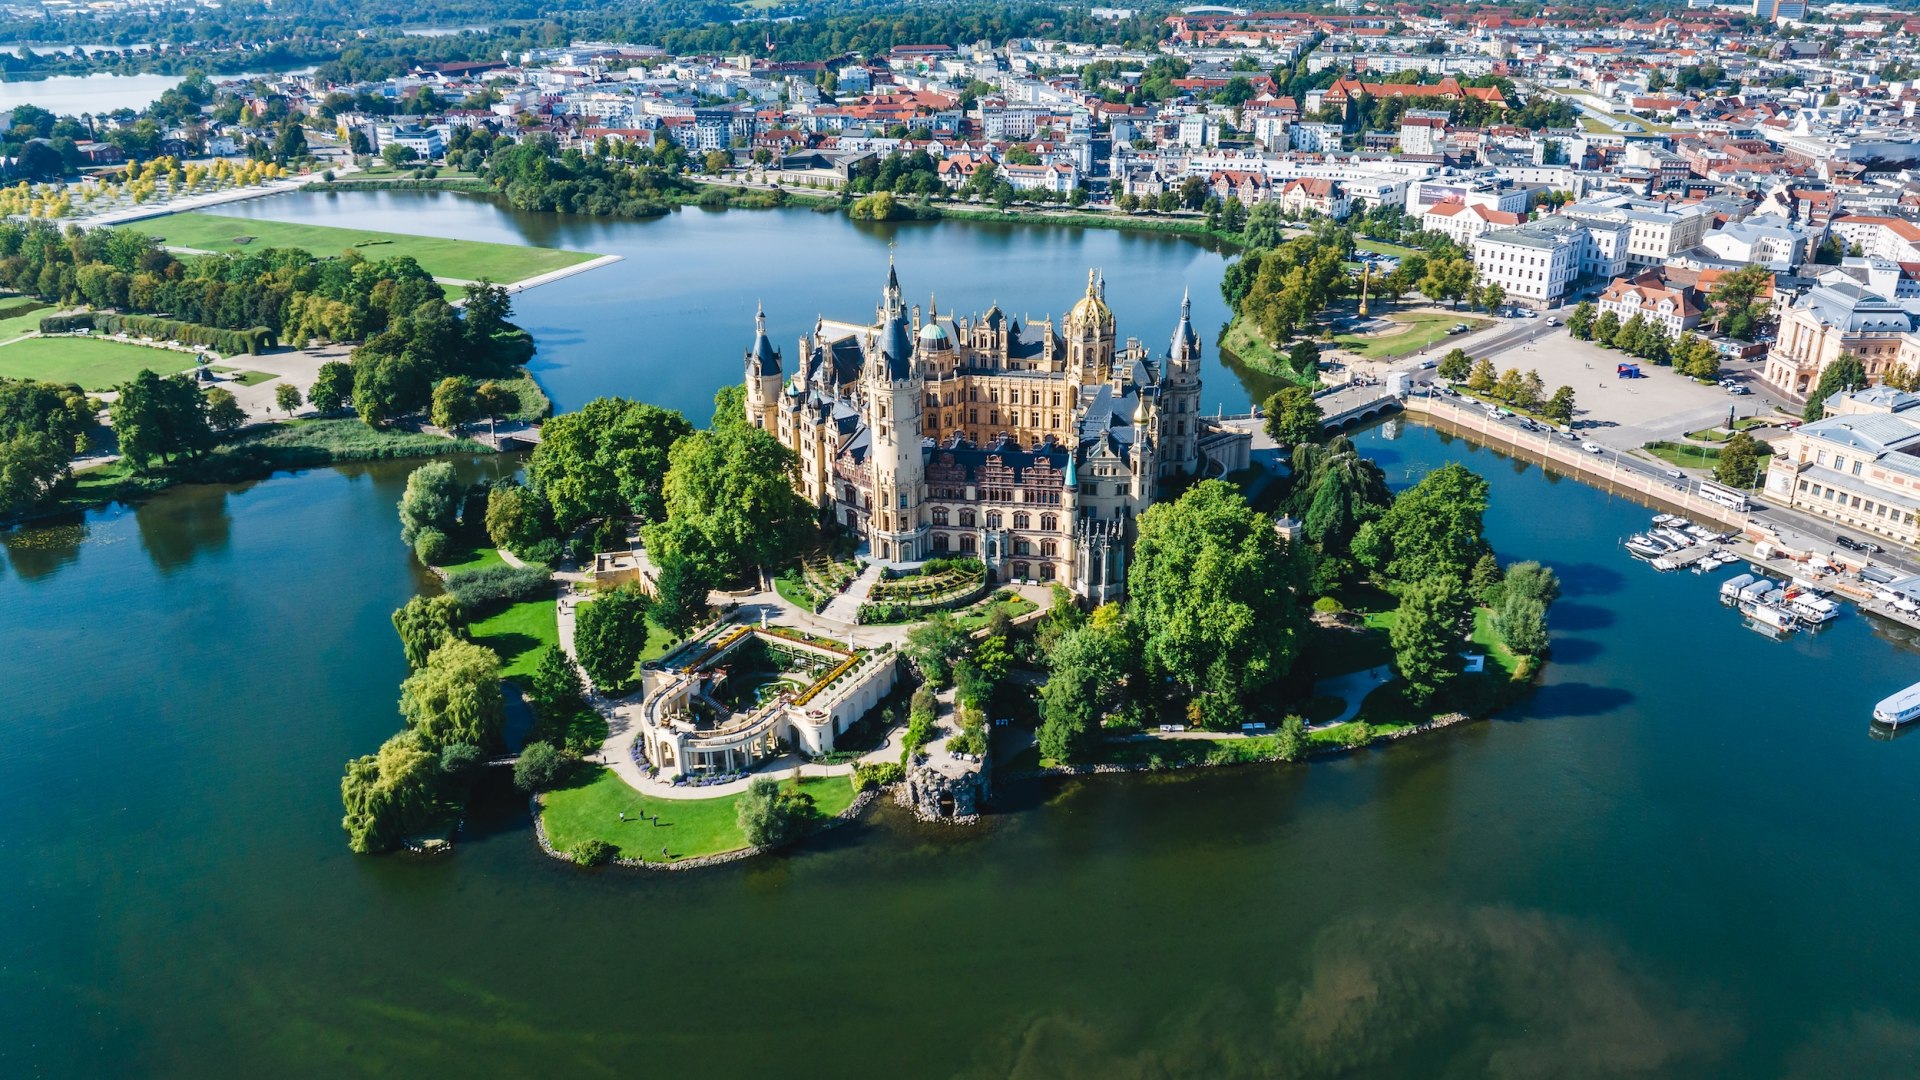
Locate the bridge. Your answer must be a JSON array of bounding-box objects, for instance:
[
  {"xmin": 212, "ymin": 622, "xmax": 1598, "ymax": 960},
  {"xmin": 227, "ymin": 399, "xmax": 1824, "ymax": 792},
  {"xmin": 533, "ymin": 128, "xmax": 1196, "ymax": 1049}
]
[{"xmin": 1315, "ymin": 383, "xmax": 1403, "ymax": 430}]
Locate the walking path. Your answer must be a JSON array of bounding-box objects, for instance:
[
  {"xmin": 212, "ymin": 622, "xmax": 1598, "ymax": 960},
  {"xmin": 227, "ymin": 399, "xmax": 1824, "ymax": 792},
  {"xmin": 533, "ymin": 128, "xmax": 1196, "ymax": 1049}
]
[
  {"xmin": 1313, "ymin": 665, "xmax": 1393, "ymax": 727},
  {"xmin": 821, "ymin": 561, "xmax": 884, "ymax": 624}
]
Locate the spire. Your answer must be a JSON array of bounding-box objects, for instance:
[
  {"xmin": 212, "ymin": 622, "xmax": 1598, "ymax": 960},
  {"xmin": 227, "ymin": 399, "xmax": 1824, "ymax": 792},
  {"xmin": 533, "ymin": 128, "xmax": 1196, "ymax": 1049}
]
[
  {"xmin": 1171, "ymin": 286, "xmax": 1200, "ymax": 366},
  {"xmin": 747, "ymin": 300, "xmax": 781, "ymax": 376}
]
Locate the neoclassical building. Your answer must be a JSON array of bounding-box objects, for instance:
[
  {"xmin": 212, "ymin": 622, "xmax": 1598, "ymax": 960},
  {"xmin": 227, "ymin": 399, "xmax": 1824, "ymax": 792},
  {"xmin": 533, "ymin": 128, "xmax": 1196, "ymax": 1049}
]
[{"xmin": 744, "ymin": 262, "xmax": 1247, "ymax": 602}]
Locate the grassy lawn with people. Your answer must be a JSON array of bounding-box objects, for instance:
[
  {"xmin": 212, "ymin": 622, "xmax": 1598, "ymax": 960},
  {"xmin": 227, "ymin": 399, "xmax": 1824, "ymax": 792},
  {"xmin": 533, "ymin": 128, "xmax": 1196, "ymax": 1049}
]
[
  {"xmin": 0, "ymin": 335, "xmax": 190, "ymax": 389},
  {"xmin": 1334, "ymin": 313, "xmax": 1490, "ymax": 358},
  {"xmin": 129, "ymin": 212, "xmax": 602, "ymax": 286},
  {"xmin": 540, "ymin": 768, "xmax": 857, "ymax": 862}
]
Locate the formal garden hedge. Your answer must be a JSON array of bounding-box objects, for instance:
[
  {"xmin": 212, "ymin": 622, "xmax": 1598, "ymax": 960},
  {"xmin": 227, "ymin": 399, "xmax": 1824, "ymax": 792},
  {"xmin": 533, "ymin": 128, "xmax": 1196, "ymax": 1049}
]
[{"xmin": 38, "ymin": 312, "xmax": 275, "ymax": 355}]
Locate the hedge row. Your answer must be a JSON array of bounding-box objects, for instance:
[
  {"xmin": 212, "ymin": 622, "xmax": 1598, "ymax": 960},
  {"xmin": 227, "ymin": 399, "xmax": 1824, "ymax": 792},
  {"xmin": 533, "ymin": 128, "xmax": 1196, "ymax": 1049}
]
[
  {"xmin": 39, "ymin": 313, "xmax": 93, "ymax": 333},
  {"xmin": 96, "ymin": 314, "xmax": 276, "ymax": 356}
]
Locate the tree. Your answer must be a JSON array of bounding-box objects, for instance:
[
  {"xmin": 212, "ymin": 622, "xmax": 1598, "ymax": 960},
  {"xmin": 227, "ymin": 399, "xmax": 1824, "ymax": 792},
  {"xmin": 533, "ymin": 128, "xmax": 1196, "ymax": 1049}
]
[
  {"xmin": 430, "ymin": 376, "xmax": 476, "ymax": 432},
  {"xmin": 1285, "ymin": 338, "xmax": 1322, "ymax": 376},
  {"xmin": 392, "ymin": 593, "xmax": 465, "ymax": 669},
  {"xmin": 398, "ymin": 461, "xmax": 462, "ymax": 547},
  {"xmin": 381, "ymin": 142, "xmax": 419, "ymax": 168},
  {"xmin": 1495, "ymin": 595, "xmax": 1549, "ymax": 656},
  {"xmin": 309, "ymin": 361, "xmax": 354, "ymax": 414},
  {"xmin": 1501, "ymin": 561, "xmax": 1561, "ymax": 608},
  {"xmin": 109, "ymin": 370, "xmax": 213, "ymax": 472},
  {"xmin": 1493, "ymin": 366, "xmax": 1525, "ymax": 404},
  {"xmin": 1468, "ymin": 552, "xmax": 1505, "ymax": 605},
  {"xmin": 274, "ymin": 382, "xmax": 303, "ymax": 415},
  {"xmin": 513, "ymin": 740, "xmax": 566, "ymax": 792},
  {"xmin": 1262, "ymin": 385, "xmax": 1324, "ymax": 447},
  {"xmin": 651, "ymin": 555, "xmax": 712, "ymax": 637},
  {"xmin": 1353, "ymin": 462, "xmax": 1491, "ymax": 588},
  {"xmin": 526, "ymin": 397, "xmax": 694, "ymax": 532},
  {"xmin": 1517, "ymin": 370, "xmax": 1545, "ymax": 412},
  {"xmin": 1593, "ymin": 309, "xmax": 1621, "ymax": 345},
  {"xmin": 1566, "ymin": 301, "xmax": 1596, "ymax": 341},
  {"xmin": 204, "ymin": 387, "xmax": 247, "ymax": 433},
  {"xmin": 904, "ymin": 612, "xmax": 968, "ymax": 687},
  {"xmin": 647, "ymin": 422, "xmax": 814, "ymax": 581},
  {"xmin": 1467, "ymin": 357, "xmax": 1497, "ymax": 393},
  {"xmin": 1481, "ymin": 281, "xmax": 1506, "ymax": 313},
  {"xmin": 1715, "ymin": 431, "xmax": 1765, "ymax": 488},
  {"xmin": 1542, "ymin": 385, "xmax": 1576, "ymax": 426},
  {"xmin": 737, "ymin": 776, "xmax": 809, "ymax": 848},
  {"xmin": 1039, "ymin": 621, "xmax": 1131, "ymax": 762},
  {"xmin": 1804, "ymin": 353, "xmax": 1868, "ymax": 421},
  {"xmin": 1707, "ymin": 264, "xmax": 1771, "ymax": 340},
  {"xmin": 1274, "ymin": 714, "xmax": 1311, "ymax": 761},
  {"xmin": 484, "ymin": 480, "xmax": 545, "ymax": 553},
  {"xmin": 340, "ymin": 730, "xmax": 442, "ymax": 853},
  {"xmin": 1390, "ymin": 576, "xmax": 1467, "ymax": 706},
  {"xmin": 399, "ymin": 638, "xmax": 505, "ymax": 750},
  {"xmin": 703, "ymin": 149, "xmax": 731, "ymax": 175},
  {"xmin": 1128, "ymin": 480, "xmax": 1305, "ymax": 725},
  {"xmin": 573, "ymin": 584, "xmax": 651, "ymax": 692},
  {"xmin": 1437, "ymin": 347, "xmax": 1472, "ymax": 381}
]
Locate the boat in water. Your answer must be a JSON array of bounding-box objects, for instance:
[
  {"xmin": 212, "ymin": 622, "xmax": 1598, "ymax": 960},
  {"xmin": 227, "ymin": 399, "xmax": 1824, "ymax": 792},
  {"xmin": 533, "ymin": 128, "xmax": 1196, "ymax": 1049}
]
[
  {"xmin": 1872, "ymin": 682, "xmax": 1920, "ymax": 727},
  {"xmin": 1627, "ymin": 534, "xmax": 1669, "ymax": 559}
]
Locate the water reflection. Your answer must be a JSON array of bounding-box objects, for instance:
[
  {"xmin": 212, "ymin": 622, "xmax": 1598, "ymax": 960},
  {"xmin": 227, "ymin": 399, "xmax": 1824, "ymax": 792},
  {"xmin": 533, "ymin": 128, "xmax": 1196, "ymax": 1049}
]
[{"xmin": 133, "ymin": 483, "xmax": 232, "ymax": 573}]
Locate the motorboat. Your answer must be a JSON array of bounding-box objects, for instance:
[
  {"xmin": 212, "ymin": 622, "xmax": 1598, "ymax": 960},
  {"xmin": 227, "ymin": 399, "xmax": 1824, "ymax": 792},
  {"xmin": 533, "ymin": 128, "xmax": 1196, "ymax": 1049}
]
[
  {"xmin": 1625, "ymin": 534, "xmax": 1667, "ymax": 559},
  {"xmin": 1656, "ymin": 527, "xmax": 1696, "ymax": 548},
  {"xmin": 1873, "ymin": 681, "xmax": 1920, "ymax": 727}
]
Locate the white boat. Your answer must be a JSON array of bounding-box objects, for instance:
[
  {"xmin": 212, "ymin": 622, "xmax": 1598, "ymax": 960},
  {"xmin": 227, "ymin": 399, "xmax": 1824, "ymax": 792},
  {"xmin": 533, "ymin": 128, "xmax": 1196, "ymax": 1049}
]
[
  {"xmin": 1626, "ymin": 534, "xmax": 1667, "ymax": 558},
  {"xmin": 1684, "ymin": 524, "xmax": 1718, "ymax": 542},
  {"xmin": 1785, "ymin": 593, "xmax": 1841, "ymax": 625},
  {"xmin": 1745, "ymin": 602, "xmax": 1798, "ymax": 632},
  {"xmin": 1721, "ymin": 572, "xmax": 1756, "ymax": 601},
  {"xmin": 1656, "ymin": 527, "xmax": 1696, "ymax": 548},
  {"xmin": 1873, "ymin": 682, "xmax": 1920, "ymax": 726},
  {"xmin": 1654, "ymin": 514, "xmax": 1684, "ymax": 527}
]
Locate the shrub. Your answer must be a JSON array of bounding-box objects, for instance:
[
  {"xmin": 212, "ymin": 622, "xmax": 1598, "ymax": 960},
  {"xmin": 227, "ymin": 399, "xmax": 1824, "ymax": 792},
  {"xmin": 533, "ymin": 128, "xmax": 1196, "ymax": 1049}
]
[
  {"xmin": 444, "ymin": 563, "xmax": 553, "ymax": 614},
  {"xmin": 569, "ymin": 839, "xmax": 615, "ymax": 867},
  {"xmin": 39, "ymin": 313, "xmax": 94, "ymax": 334},
  {"xmin": 518, "ymin": 537, "xmax": 564, "ymax": 567},
  {"xmin": 92, "ymin": 314, "xmax": 275, "ymax": 355},
  {"xmin": 1312, "ymin": 596, "xmax": 1342, "ymax": 614},
  {"xmin": 412, "ymin": 526, "xmax": 450, "ymax": 566},
  {"xmin": 851, "ymin": 760, "xmax": 905, "ymax": 792},
  {"xmin": 737, "ymin": 776, "xmax": 812, "ymax": 848},
  {"xmin": 1339, "ymin": 721, "xmax": 1375, "ymax": 749},
  {"xmin": 513, "ymin": 740, "xmax": 566, "ymax": 792},
  {"xmin": 438, "ymin": 741, "xmax": 484, "ymax": 780}
]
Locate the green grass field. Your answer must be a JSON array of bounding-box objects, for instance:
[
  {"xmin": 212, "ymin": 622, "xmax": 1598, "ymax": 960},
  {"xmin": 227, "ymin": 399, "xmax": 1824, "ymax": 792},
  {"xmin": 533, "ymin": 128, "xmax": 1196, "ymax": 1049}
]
[
  {"xmin": 468, "ymin": 597, "xmax": 558, "ymax": 680},
  {"xmin": 0, "ymin": 303, "xmax": 50, "ymax": 341},
  {"xmin": 541, "ymin": 768, "xmax": 857, "ymax": 862},
  {"xmin": 1335, "ymin": 313, "xmax": 1489, "ymax": 358},
  {"xmin": 129, "ymin": 212, "xmax": 601, "ymax": 286},
  {"xmin": 0, "ymin": 335, "xmax": 187, "ymax": 389},
  {"xmin": 1356, "ymin": 238, "xmax": 1423, "ymax": 260},
  {"xmin": 1643, "ymin": 441, "xmax": 1722, "ymax": 470}
]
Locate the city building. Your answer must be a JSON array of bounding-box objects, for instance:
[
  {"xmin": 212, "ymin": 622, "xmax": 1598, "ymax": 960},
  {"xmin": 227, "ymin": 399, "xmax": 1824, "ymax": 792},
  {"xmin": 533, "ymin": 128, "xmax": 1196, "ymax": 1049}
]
[
  {"xmin": 1471, "ymin": 216, "xmax": 1588, "ymax": 309},
  {"xmin": 1421, "ymin": 201, "xmax": 1525, "ymax": 248},
  {"xmin": 1763, "ymin": 387, "xmax": 1920, "ymax": 551},
  {"xmin": 1596, "ymin": 272, "xmax": 1704, "ymax": 340},
  {"xmin": 745, "ymin": 264, "xmax": 1248, "ymax": 601},
  {"xmin": 1762, "ymin": 282, "xmax": 1919, "ymax": 396}
]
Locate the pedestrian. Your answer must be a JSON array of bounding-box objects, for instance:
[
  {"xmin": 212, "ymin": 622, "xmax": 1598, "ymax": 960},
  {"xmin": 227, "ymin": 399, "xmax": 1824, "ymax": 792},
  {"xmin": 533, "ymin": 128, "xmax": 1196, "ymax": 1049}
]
[
  {"xmin": 663, "ymin": 846, "xmax": 669, "ymax": 859},
  {"xmin": 619, "ymin": 811, "xmax": 625, "ymax": 823}
]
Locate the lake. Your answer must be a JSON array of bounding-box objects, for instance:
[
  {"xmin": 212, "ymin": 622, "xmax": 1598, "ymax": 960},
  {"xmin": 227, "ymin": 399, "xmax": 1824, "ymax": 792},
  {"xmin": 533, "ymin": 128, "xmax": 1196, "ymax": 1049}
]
[
  {"xmin": 0, "ymin": 69, "xmax": 315, "ymax": 116},
  {"xmin": 3, "ymin": 199, "xmax": 1919, "ymax": 1077}
]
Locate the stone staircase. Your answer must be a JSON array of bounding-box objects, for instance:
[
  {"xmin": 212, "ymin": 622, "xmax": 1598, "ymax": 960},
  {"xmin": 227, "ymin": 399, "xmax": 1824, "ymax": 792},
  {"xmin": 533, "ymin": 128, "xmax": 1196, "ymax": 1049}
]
[{"xmin": 820, "ymin": 561, "xmax": 884, "ymax": 625}]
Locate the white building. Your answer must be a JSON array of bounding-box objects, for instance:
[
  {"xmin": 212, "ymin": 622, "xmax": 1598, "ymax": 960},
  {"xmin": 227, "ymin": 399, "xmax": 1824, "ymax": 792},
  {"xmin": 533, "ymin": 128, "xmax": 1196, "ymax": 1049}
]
[
  {"xmin": 1472, "ymin": 216, "xmax": 1587, "ymax": 309},
  {"xmin": 1422, "ymin": 201, "xmax": 1526, "ymax": 248},
  {"xmin": 1290, "ymin": 122, "xmax": 1343, "ymax": 154},
  {"xmin": 1563, "ymin": 195, "xmax": 1715, "ymax": 269},
  {"xmin": 1596, "ymin": 272, "xmax": 1704, "ymax": 339}
]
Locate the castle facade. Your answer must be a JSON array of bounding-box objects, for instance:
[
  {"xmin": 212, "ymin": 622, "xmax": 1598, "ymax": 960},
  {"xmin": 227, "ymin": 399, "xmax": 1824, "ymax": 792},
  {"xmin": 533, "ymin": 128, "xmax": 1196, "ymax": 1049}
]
[{"xmin": 744, "ymin": 262, "xmax": 1246, "ymax": 602}]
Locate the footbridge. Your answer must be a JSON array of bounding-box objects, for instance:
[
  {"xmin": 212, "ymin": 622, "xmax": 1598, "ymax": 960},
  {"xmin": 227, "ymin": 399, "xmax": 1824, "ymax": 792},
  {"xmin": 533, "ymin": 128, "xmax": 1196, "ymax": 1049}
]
[{"xmin": 1315, "ymin": 383, "xmax": 1403, "ymax": 430}]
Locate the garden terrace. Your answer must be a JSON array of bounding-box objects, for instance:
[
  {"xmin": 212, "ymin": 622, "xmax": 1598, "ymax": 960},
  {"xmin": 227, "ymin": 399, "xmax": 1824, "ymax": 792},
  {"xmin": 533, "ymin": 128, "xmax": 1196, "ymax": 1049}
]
[{"xmin": 777, "ymin": 547, "xmax": 863, "ymax": 612}]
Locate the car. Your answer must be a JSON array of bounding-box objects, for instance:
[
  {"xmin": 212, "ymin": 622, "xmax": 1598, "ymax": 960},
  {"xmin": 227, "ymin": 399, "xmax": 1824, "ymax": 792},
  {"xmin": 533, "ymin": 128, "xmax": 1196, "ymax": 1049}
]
[
  {"xmin": 1545, "ymin": 317, "xmax": 1560, "ymax": 326},
  {"xmin": 1581, "ymin": 441, "xmax": 1604, "ymax": 454},
  {"xmin": 1449, "ymin": 323, "xmax": 1469, "ymax": 334},
  {"xmin": 1419, "ymin": 357, "xmax": 1437, "ymax": 369},
  {"xmin": 1863, "ymin": 540, "xmax": 1885, "ymax": 554},
  {"xmin": 1665, "ymin": 468, "xmax": 1684, "ymax": 479},
  {"xmin": 1835, "ymin": 536, "xmax": 1863, "ymax": 552},
  {"xmin": 1728, "ymin": 385, "xmax": 1751, "ymax": 395}
]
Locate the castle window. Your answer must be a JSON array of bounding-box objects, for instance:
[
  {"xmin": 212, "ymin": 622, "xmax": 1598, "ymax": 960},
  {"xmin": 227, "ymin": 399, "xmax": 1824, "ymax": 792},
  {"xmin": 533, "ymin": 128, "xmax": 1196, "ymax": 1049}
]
[
  {"xmin": 1013, "ymin": 511, "xmax": 1031, "ymax": 530},
  {"xmin": 1040, "ymin": 562, "xmax": 1056, "ymax": 580},
  {"xmin": 986, "ymin": 510, "xmax": 1004, "ymax": 529},
  {"xmin": 898, "ymin": 494, "xmax": 909, "ymax": 510},
  {"xmin": 960, "ymin": 534, "xmax": 977, "ymax": 552},
  {"xmin": 1015, "ymin": 538, "xmax": 1031, "ymax": 555},
  {"xmin": 1041, "ymin": 513, "xmax": 1057, "ymax": 531},
  {"xmin": 1052, "ymin": 393, "xmax": 1062, "ymax": 407},
  {"xmin": 960, "ymin": 509, "xmax": 977, "ymax": 527},
  {"xmin": 1041, "ymin": 539, "xmax": 1058, "ymax": 557},
  {"xmin": 934, "ymin": 533, "xmax": 950, "ymax": 551},
  {"xmin": 1013, "ymin": 561, "xmax": 1030, "ymax": 578},
  {"xmin": 933, "ymin": 507, "xmax": 950, "ymax": 525}
]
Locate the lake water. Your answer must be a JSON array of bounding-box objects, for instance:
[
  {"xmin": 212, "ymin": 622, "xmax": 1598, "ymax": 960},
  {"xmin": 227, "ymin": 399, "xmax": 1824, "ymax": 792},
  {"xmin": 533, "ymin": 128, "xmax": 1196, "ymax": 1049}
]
[
  {"xmin": 4, "ymin": 198, "xmax": 1920, "ymax": 1077},
  {"xmin": 0, "ymin": 69, "xmax": 315, "ymax": 116}
]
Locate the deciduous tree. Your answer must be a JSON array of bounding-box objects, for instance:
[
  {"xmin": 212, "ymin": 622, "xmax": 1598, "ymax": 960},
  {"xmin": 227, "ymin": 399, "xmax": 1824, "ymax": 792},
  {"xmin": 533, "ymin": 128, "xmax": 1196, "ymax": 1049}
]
[
  {"xmin": 1390, "ymin": 575, "xmax": 1467, "ymax": 706},
  {"xmin": 399, "ymin": 637, "xmax": 505, "ymax": 750},
  {"xmin": 573, "ymin": 584, "xmax": 651, "ymax": 692},
  {"xmin": 392, "ymin": 593, "xmax": 465, "ymax": 669},
  {"xmin": 1262, "ymin": 384, "xmax": 1324, "ymax": 447}
]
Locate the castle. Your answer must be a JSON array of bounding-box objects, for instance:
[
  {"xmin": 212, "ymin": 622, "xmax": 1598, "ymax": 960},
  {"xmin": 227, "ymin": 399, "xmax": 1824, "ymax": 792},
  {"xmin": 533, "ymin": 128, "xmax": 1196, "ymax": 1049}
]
[{"xmin": 744, "ymin": 262, "xmax": 1248, "ymax": 602}]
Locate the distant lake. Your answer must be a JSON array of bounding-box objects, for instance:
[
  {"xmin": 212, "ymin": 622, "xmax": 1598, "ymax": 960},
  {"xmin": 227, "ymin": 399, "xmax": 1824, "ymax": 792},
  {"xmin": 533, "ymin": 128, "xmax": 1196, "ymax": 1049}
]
[{"xmin": 0, "ymin": 68, "xmax": 315, "ymax": 115}]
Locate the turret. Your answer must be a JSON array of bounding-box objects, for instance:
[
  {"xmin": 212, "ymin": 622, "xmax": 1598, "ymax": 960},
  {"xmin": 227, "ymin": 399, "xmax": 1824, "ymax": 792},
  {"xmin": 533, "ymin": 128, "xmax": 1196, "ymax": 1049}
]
[
  {"xmin": 1162, "ymin": 289, "xmax": 1204, "ymax": 482},
  {"xmin": 744, "ymin": 301, "xmax": 782, "ymax": 432},
  {"xmin": 864, "ymin": 261, "xmax": 928, "ymax": 563},
  {"xmin": 1065, "ymin": 267, "xmax": 1115, "ymax": 386}
]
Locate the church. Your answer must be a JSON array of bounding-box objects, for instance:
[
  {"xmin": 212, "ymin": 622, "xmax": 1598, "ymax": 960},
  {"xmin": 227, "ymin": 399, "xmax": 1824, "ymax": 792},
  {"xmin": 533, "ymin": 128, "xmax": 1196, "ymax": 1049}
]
[{"xmin": 744, "ymin": 262, "xmax": 1248, "ymax": 603}]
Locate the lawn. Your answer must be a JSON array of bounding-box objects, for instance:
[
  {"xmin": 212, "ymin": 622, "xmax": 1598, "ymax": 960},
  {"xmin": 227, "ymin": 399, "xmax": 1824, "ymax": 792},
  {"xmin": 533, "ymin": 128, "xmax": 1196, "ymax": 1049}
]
[
  {"xmin": 468, "ymin": 597, "xmax": 558, "ymax": 680},
  {"xmin": 225, "ymin": 370, "xmax": 278, "ymax": 387},
  {"xmin": 1219, "ymin": 315, "xmax": 1314, "ymax": 385},
  {"xmin": 540, "ymin": 767, "xmax": 857, "ymax": 862},
  {"xmin": 1356, "ymin": 238, "xmax": 1423, "ymax": 260},
  {"xmin": 1643, "ymin": 440, "xmax": 1721, "ymax": 469},
  {"xmin": 0, "ymin": 335, "xmax": 188, "ymax": 390},
  {"xmin": 438, "ymin": 544, "xmax": 506, "ymax": 576},
  {"xmin": 129, "ymin": 211, "xmax": 602, "ymax": 287},
  {"xmin": 0, "ymin": 302, "xmax": 49, "ymax": 341},
  {"xmin": 1335, "ymin": 312, "xmax": 1489, "ymax": 358}
]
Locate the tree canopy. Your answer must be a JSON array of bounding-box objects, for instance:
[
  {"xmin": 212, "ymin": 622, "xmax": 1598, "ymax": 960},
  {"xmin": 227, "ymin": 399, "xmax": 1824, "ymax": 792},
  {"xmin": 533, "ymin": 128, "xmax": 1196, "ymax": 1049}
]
[
  {"xmin": 526, "ymin": 397, "xmax": 694, "ymax": 533},
  {"xmin": 645, "ymin": 421, "xmax": 814, "ymax": 580},
  {"xmin": 398, "ymin": 637, "xmax": 505, "ymax": 750},
  {"xmin": 1354, "ymin": 463, "xmax": 1491, "ymax": 588},
  {"xmin": 1127, "ymin": 480, "xmax": 1306, "ymax": 725}
]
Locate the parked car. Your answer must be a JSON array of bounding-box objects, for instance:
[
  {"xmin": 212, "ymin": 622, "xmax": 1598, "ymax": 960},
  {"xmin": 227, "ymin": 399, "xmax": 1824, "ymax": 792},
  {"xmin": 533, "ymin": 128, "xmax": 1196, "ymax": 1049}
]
[
  {"xmin": 1728, "ymin": 385, "xmax": 1751, "ymax": 395},
  {"xmin": 1419, "ymin": 357, "xmax": 1437, "ymax": 369},
  {"xmin": 1448, "ymin": 323, "xmax": 1469, "ymax": 334}
]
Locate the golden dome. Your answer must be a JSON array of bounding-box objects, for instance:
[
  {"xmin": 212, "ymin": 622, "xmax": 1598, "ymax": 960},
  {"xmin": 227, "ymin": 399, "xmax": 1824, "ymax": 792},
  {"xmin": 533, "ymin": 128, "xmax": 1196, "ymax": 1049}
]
[{"xmin": 1069, "ymin": 267, "xmax": 1112, "ymax": 327}]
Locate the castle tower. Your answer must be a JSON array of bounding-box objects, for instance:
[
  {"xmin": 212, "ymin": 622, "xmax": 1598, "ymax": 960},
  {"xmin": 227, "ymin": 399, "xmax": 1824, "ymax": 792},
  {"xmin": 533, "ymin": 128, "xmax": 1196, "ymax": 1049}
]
[
  {"xmin": 1163, "ymin": 289, "xmax": 1203, "ymax": 479},
  {"xmin": 864, "ymin": 261, "xmax": 928, "ymax": 563},
  {"xmin": 1065, "ymin": 268, "xmax": 1115, "ymax": 387},
  {"xmin": 744, "ymin": 301, "xmax": 782, "ymax": 432}
]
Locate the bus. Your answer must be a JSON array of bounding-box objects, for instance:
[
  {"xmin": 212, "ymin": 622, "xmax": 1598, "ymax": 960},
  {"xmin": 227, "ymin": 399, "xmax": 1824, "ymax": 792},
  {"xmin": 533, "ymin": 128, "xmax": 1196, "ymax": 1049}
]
[{"xmin": 1697, "ymin": 480, "xmax": 1752, "ymax": 512}]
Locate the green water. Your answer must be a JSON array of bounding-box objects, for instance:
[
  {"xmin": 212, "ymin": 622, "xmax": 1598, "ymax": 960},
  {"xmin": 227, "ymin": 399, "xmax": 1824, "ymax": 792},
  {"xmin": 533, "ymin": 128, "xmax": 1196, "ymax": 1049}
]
[{"xmin": 4, "ymin": 199, "xmax": 1920, "ymax": 1077}]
